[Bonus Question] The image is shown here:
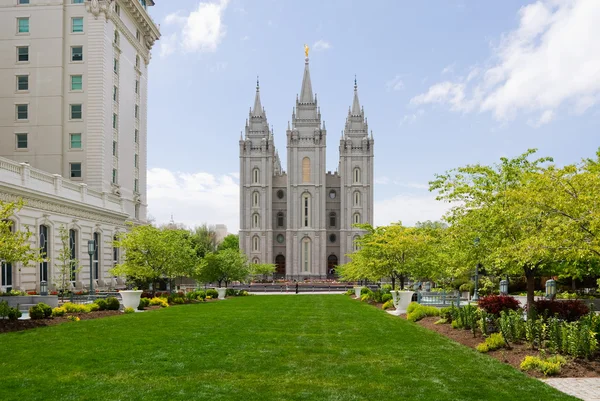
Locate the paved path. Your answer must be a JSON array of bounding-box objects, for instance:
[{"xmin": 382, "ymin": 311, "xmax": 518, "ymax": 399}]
[{"xmin": 544, "ymin": 378, "xmax": 600, "ymax": 401}]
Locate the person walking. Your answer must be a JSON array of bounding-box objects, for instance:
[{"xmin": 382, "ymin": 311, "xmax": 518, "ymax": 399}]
[{"xmin": 295, "ymin": 281, "xmax": 299, "ymax": 294}]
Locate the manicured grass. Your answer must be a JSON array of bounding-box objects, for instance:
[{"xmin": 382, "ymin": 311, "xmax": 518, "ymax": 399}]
[{"xmin": 0, "ymin": 296, "xmax": 576, "ymax": 401}]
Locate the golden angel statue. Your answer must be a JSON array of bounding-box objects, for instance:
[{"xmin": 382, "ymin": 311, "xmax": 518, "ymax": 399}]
[{"xmin": 304, "ymin": 44, "xmax": 309, "ymax": 58}]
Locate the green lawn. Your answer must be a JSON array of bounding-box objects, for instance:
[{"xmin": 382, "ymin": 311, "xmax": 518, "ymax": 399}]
[{"xmin": 0, "ymin": 295, "xmax": 576, "ymax": 401}]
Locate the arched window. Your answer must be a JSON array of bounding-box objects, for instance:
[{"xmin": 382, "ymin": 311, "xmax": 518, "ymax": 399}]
[
  {"xmin": 93, "ymin": 232, "xmax": 100, "ymax": 280},
  {"xmin": 252, "ymin": 213, "xmax": 260, "ymax": 229},
  {"xmin": 252, "ymin": 236, "xmax": 260, "ymax": 252},
  {"xmin": 354, "ymin": 191, "xmax": 361, "ymax": 206},
  {"xmin": 302, "ymin": 237, "xmax": 311, "ymax": 273},
  {"xmin": 113, "ymin": 30, "xmax": 119, "ymax": 45},
  {"xmin": 353, "ymin": 235, "xmax": 360, "ymax": 252},
  {"xmin": 353, "ymin": 213, "xmax": 361, "ymax": 225},
  {"xmin": 329, "ymin": 212, "xmax": 336, "ymax": 228},
  {"xmin": 39, "ymin": 225, "xmax": 49, "ymax": 282},
  {"xmin": 302, "ymin": 157, "xmax": 311, "ymax": 183},
  {"xmin": 353, "ymin": 167, "xmax": 361, "ymax": 184},
  {"xmin": 277, "ymin": 212, "xmax": 284, "ymax": 228},
  {"xmin": 252, "ymin": 191, "xmax": 259, "ymax": 207},
  {"xmin": 252, "ymin": 257, "xmax": 260, "ymax": 264},
  {"xmin": 302, "ymin": 193, "xmax": 311, "ymax": 228},
  {"xmin": 252, "ymin": 168, "xmax": 260, "ymax": 184},
  {"xmin": 69, "ymin": 229, "xmax": 77, "ymax": 281}
]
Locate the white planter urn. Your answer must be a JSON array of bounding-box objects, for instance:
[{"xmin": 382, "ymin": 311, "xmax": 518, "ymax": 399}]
[
  {"xmin": 217, "ymin": 288, "xmax": 227, "ymax": 300},
  {"xmin": 354, "ymin": 286, "xmax": 364, "ymax": 298},
  {"xmin": 120, "ymin": 290, "xmax": 143, "ymax": 311},
  {"xmin": 389, "ymin": 290, "xmax": 415, "ymax": 315}
]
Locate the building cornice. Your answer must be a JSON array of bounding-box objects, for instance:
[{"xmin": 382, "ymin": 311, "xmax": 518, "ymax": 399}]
[{"xmin": 86, "ymin": 0, "xmax": 160, "ymax": 64}]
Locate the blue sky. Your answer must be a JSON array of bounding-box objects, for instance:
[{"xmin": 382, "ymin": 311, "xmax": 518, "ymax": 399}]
[{"xmin": 145, "ymin": 0, "xmax": 600, "ymax": 233}]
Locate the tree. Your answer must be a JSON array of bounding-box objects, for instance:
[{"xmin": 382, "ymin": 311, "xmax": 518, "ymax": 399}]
[
  {"xmin": 0, "ymin": 200, "xmax": 39, "ymax": 266},
  {"xmin": 249, "ymin": 263, "xmax": 276, "ymax": 281},
  {"xmin": 337, "ymin": 223, "xmax": 433, "ymax": 290},
  {"xmin": 196, "ymin": 249, "xmax": 248, "ymax": 288},
  {"xmin": 111, "ymin": 225, "xmax": 198, "ymax": 294},
  {"xmin": 430, "ymin": 150, "xmax": 561, "ymax": 311},
  {"xmin": 54, "ymin": 225, "xmax": 81, "ymax": 300},
  {"xmin": 189, "ymin": 224, "xmax": 217, "ymax": 258},
  {"xmin": 217, "ymin": 234, "xmax": 239, "ymax": 251}
]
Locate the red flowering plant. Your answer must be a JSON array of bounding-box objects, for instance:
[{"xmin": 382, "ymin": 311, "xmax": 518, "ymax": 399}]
[
  {"xmin": 477, "ymin": 295, "xmax": 521, "ymax": 316},
  {"xmin": 531, "ymin": 299, "xmax": 589, "ymax": 322}
]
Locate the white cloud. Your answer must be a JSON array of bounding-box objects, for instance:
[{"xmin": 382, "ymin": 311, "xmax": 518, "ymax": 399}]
[
  {"xmin": 375, "ymin": 176, "xmax": 390, "ymax": 185},
  {"xmin": 159, "ymin": 33, "xmax": 178, "ymax": 58},
  {"xmin": 147, "ymin": 168, "xmax": 239, "ymax": 233},
  {"xmin": 442, "ymin": 63, "xmax": 456, "ymax": 75},
  {"xmin": 399, "ymin": 109, "xmax": 425, "ymax": 126},
  {"xmin": 161, "ymin": 0, "xmax": 229, "ymax": 56},
  {"xmin": 411, "ymin": 0, "xmax": 600, "ymax": 125},
  {"xmin": 385, "ymin": 75, "xmax": 404, "ymax": 91},
  {"xmin": 313, "ymin": 40, "xmax": 331, "ymax": 51},
  {"xmin": 375, "ymin": 194, "xmax": 452, "ymax": 227}
]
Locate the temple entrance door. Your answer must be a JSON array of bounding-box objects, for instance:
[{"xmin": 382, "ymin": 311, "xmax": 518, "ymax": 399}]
[
  {"xmin": 275, "ymin": 255, "xmax": 285, "ymax": 278},
  {"xmin": 327, "ymin": 255, "xmax": 338, "ymax": 278}
]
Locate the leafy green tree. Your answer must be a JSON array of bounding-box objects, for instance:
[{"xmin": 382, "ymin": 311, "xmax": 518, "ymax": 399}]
[
  {"xmin": 111, "ymin": 225, "xmax": 198, "ymax": 294},
  {"xmin": 217, "ymin": 234, "xmax": 239, "ymax": 251},
  {"xmin": 0, "ymin": 200, "xmax": 39, "ymax": 267},
  {"xmin": 249, "ymin": 263, "xmax": 276, "ymax": 280},
  {"xmin": 189, "ymin": 224, "xmax": 217, "ymax": 258},
  {"xmin": 430, "ymin": 149, "xmax": 561, "ymax": 310},
  {"xmin": 196, "ymin": 249, "xmax": 248, "ymax": 288},
  {"xmin": 54, "ymin": 225, "xmax": 81, "ymax": 300}
]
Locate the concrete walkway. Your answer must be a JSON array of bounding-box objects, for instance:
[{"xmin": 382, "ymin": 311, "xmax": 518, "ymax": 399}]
[{"xmin": 544, "ymin": 378, "xmax": 600, "ymax": 401}]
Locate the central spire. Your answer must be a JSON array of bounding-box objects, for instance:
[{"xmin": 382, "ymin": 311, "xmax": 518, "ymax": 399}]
[
  {"xmin": 351, "ymin": 75, "xmax": 361, "ymax": 115},
  {"xmin": 299, "ymin": 55, "xmax": 314, "ymax": 104},
  {"xmin": 252, "ymin": 76, "xmax": 264, "ymax": 116}
]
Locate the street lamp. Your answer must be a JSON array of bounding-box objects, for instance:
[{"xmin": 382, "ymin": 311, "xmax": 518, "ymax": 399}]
[
  {"xmin": 473, "ymin": 237, "xmax": 481, "ymax": 302},
  {"xmin": 40, "ymin": 280, "xmax": 48, "ymax": 296},
  {"xmin": 500, "ymin": 279, "xmax": 509, "ymax": 295},
  {"xmin": 87, "ymin": 239, "xmax": 96, "ymax": 296}
]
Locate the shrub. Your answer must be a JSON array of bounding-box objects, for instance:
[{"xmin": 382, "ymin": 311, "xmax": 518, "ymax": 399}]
[
  {"xmin": 94, "ymin": 298, "xmax": 108, "ymax": 311},
  {"xmin": 206, "ymin": 289, "xmax": 219, "ymax": 299},
  {"xmin": 149, "ymin": 297, "xmax": 169, "ymax": 308},
  {"xmin": 67, "ymin": 315, "xmax": 80, "ymax": 322},
  {"xmin": 170, "ymin": 296, "xmax": 186, "ymax": 305},
  {"xmin": 440, "ymin": 306, "xmax": 457, "ymax": 322},
  {"xmin": 406, "ymin": 302, "xmax": 420, "ymax": 314},
  {"xmin": 532, "ymin": 299, "xmax": 589, "ymax": 322},
  {"xmin": 105, "ymin": 297, "xmax": 120, "ymax": 311},
  {"xmin": 453, "ymin": 304, "xmax": 479, "ymax": 332},
  {"xmin": 478, "ymin": 295, "xmax": 521, "ymax": 316},
  {"xmin": 62, "ymin": 303, "xmax": 89, "ymax": 313},
  {"xmin": 138, "ymin": 297, "xmax": 151, "ymax": 310},
  {"xmin": 407, "ymin": 305, "xmax": 440, "ymax": 322},
  {"xmin": 476, "ymin": 333, "xmax": 505, "ymax": 353},
  {"xmin": 226, "ymin": 288, "xmax": 237, "ymax": 297},
  {"xmin": 498, "ymin": 309, "xmax": 526, "ymax": 344},
  {"xmin": 520, "ymin": 355, "xmax": 565, "ymax": 376},
  {"xmin": 28, "ymin": 304, "xmax": 45, "ymax": 320},
  {"xmin": 51, "ymin": 307, "xmax": 66, "ymax": 317},
  {"xmin": 360, "ymin": 287, "xmax": 371, "ymax": 295},
  {"xmin": 88, "ymin": 303, "xmax": 100, "ymax": 312},
  {"xmin": 382, "ymin": 300, "xmax": 395, "ymax": 310},
  {"xmin": 123, "ymin": 307, "xmax": 135, "ymax": 314},
  {"xmin": 459, "ymin": 282, "xmax": 474, "ymax": 293},
  {"xmin": 345, "ymin": 289, "xmax": 354, "ymax": 296},
  {"xmin": 381, "ymin": 284, "xmax": 392, "ymax": 293},
  {"xmin": 360, "ymin": 294, "xmax": 371, "ymax": 302},
  {"xmin": 239, "ymin": 290, "xmax": 249, "ymax": 296},
  {"xmin": 195, "ymin": 290, "xmax": 206, "ymax": 300},
  {"xmin": 0, "ymin": 301, "xmax": 21, "ymax": 320},
  {"xmin": 382, "ymin": 293, "xmax": 393, "ymax": 303}
]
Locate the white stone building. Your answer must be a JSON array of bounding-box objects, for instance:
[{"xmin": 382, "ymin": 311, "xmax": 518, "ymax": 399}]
[
  {"xmin": 239, "ymin": 54, "xmax": 374, "ymax": 278},
  {"xmin": 0, "ymin": 0, "xmax": 159, "ymax": 292}
]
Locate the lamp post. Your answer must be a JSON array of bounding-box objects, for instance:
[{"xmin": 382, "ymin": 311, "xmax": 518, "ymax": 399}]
[
  {"xmin": 473, "ymin": 237, "xmax": 480, "ymax": 301},
  {"xmin": 87, "ymin": 239, "xmax": 95, "ymax": 296},
  {"xmin": 500, "ymin": 279, "xmax": 509, "ymax": 295},
  {"xmin": 40, "ymin": 280, "xmax": 48, "ymax": 296}
]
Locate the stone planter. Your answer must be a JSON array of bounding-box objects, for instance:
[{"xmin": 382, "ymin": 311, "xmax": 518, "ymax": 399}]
[
  {"xmin": 217, "ymin": 288, "xmax": 227, "ymax": 300},
  {"xmin": 354, "ymin": 286, "xmax": 364, "ymax": 299},
  {"xmin": 119, "ymin": 290, "xmax": 143, "ymax": 311},
  {"xmin": 389, "ymin": 290, "xmax": 415, "ymax": 315}
]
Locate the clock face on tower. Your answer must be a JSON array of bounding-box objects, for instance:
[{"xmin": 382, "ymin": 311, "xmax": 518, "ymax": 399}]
[{"xmin": 329, "ymin": 190, "xmax": 336, "ymax": 199}]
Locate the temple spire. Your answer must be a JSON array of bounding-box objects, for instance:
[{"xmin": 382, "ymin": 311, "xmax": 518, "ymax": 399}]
[
  {"xmin": 252, "ymin": 76, "xmax": 263, "ymax": 116},
  {"xmin": 351, "ymin": 75, "xmax": 361, "ymax": 115},
  {"xmin": 299, "ymin": 53, "xmax": 314, "ymax": 104}
]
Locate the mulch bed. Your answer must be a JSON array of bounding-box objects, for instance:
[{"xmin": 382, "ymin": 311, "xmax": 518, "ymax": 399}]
[
  {"xmin": 415, "ymin": 316, "xmax": 600, "ymax": 378},
  {"xmin": 0, "ymin": 310, "xmax": 124, "ymax": 334}
]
